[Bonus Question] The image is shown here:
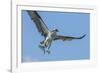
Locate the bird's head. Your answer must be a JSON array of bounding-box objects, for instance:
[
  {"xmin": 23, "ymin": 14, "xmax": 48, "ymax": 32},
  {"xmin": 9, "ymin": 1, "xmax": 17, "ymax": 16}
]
[{"xmin": 54, "ymin": 29, "xmax": 59, "ymax": 32}]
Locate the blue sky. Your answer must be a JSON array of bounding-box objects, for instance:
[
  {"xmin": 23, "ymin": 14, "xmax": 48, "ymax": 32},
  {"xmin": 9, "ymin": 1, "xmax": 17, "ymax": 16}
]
[{"xmin": 21, "ymin": 10, "xmax": 90, "ymax": 62}]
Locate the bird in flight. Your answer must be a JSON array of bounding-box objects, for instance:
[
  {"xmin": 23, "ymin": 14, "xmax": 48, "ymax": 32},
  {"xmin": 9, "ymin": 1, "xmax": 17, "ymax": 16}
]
[{"xmin": 27, "ymin": 10, "xmax": 86, "ymax": 54}]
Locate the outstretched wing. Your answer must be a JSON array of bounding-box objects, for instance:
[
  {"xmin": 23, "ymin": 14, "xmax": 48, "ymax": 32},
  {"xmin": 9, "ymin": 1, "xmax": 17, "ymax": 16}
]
[
  {"xmin": 54, "ymin": 34, "xmax": 86, "ymax": 41},
  {"xmin": 27, "ymin": 10, "xmax": 49, "ymax": 37}
]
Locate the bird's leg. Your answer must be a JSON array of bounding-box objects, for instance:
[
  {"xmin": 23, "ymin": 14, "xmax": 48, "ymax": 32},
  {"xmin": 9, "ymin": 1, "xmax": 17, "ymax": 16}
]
[
  {"xmin": 41, "ymin": 47, "xmax": 50, "ymax": 54},
  {"xmin": 39, "ymin": 38, "xmax": 51, "ymax": 54},
  {"xmin": 39, "ymin": 40, "xmax": 49, "ymax": 54},
  {"xmin": 40, "ymin": 40, "xmax": 44, "ymax": 44},
  {"xmin": 46, "ymin": 50, "xmax": 50, "ymax": 54},
  {"xmin": 39, "ymin": 40, "xmax": 46, "ymax": 48},
  {"xmin": 43, "ymin": 48, "xmax": 46, "ymax": 54},
  {"xmin": 48, "ymin": 41, "xmax": 52, "ymax": 50},
  {"xmin": 46, "ymin": 41, "xmax": 52, "ymax": 54},
  {"xmin": 45, "ymin": 41, "xmax": 49, "ymax": 47},
  {"xmin": 39, "ymin": 47, "xmax": 46, "ymax": 54},
  {"xmin": 39, "ymin": 44, "xmax": 45, "ymax": 48},
  {"xmin": 40, "ymin": 47, "xmax": 50, "ymax": 54},
  {"xmin": 43, "ymin": 39, "xmax": 49, "ymax": 48}
]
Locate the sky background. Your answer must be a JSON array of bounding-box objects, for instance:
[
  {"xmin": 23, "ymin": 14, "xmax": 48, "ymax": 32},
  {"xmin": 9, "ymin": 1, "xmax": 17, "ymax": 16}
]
[{"xmin": 21, "ymin": 10, "xmax": 90, "ymax": 62}]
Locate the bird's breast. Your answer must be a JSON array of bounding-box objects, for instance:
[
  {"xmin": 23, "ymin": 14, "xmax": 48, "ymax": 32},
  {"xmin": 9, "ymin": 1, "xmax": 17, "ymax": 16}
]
[{"xmin": 47, "ymin": 31, "xmax": 57, "ymax": 40}]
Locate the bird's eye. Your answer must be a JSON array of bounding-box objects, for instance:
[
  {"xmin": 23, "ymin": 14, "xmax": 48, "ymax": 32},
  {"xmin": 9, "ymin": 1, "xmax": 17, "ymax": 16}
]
[{"xmin": 56, "ymin": 29, "xmax": 59, "ymax": 32}]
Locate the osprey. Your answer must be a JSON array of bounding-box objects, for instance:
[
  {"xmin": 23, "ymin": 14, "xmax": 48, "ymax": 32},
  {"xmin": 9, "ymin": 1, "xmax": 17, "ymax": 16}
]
[{"xmin": 27, "ymin": 10, "xmax": 86, "ymax": 54}]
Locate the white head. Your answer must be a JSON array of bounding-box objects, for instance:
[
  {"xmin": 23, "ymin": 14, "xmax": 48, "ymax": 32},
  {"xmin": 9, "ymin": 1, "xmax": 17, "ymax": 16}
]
[{"xmin": 52, "ymin": 29, "xmax": 59, "ymax": 32}]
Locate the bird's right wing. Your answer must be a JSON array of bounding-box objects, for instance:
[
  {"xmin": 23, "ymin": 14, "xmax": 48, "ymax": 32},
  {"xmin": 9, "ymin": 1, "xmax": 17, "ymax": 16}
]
[
  {"xmin": 54, "ymin": 34, "xmax": 86, "ymax": 41},
  {"xmin": 27, "ymin": 10, "xmax": 49, "ymax": 37}
]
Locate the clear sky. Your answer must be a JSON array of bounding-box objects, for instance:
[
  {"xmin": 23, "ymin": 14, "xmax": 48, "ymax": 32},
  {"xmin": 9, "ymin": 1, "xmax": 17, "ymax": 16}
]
[{"xmin": 21, "ymin": 10, "xmax": 90, "ymax": 62}]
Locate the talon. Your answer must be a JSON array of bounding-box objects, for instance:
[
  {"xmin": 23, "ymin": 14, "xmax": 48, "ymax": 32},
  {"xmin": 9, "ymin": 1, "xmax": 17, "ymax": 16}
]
[
  {"xmin": 39, "ymin": 45, "xmax": 46, "ymax": 54},
  {"xmin": 42, "ymin": 48, "xmax": 46, "ymax": 54},
  {"xmin": 43, "ymin": 50, "xmax": 45, "ymax": 54},
  {"xmin": 46, "ymin": 50, "xmax": 50, "ymax": 54},
  {"xmin": 40, "ymin": 41, "xmax": 44, "ymax": 44},
  {"xmin": 39, "ymin": 44, "xmax": 45, "ymax": 48}
]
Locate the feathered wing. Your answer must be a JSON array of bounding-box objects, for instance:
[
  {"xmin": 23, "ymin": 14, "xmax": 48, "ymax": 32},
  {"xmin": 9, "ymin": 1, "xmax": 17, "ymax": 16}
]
[
  {"xmin": 54, "ymin": 34, "xmax": 86, "ymax": 41},
  {"xmin": 27, "ymin": 10, "xmax": 49, "ymax": 37}
]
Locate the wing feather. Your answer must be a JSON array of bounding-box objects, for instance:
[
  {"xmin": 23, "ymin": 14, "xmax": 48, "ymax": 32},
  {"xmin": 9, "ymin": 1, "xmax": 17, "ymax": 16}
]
[
  {"xmin": 27, "ymin": 10, "xmax": 49, "ymax": 37},
  {"xmin": 54, "ymin": 34, "xmax": 86, "ymax": 41}
]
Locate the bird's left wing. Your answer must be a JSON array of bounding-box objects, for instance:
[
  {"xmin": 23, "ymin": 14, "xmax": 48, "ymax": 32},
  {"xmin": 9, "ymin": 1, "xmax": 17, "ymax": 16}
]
[
  {"xmin": 27, "ymin": 10, "xmax": 49, "ymax": 37},
  {"xmin": 54, "ymin": 34, "xmax": 86, "ymax": 41}
]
